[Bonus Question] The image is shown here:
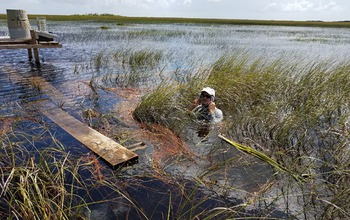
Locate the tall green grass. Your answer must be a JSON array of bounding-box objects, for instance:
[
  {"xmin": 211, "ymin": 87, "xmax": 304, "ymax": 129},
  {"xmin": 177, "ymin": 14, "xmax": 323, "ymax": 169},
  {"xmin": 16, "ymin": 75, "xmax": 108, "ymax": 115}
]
[
  {"xmin": 133, "ymin": 53, "xmax": 350, "ymax": 219},
  {"xmin": 128, "ymin": 49, "xmax": 163, "ymax": 68},
  {"xmin": 0, "ymin": 131, "xmax": 88, "ymax": 219},
  {"xmin": 0, "ymin": 127, "xmax": 243, "ymax": 219}
]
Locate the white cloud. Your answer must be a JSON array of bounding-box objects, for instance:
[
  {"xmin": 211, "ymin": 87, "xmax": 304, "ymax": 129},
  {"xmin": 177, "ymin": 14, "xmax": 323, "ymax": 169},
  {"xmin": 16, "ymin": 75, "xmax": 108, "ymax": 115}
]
[
  {"xmin": 263, "ymin": 2, "xmax": 278, "ymax": 11},
  {"xmin": 184, "ymin": 0, "xmax": 192, "ymax": 6},
  {"xmin": 282, "ymin": 0, "xmax": 314, "ymax": 12},
  {"xmin": 264, "ymin": 0, "xmax": 343, "ymax": 13},
  {"xmin": 315, "ymin": 1, "xmax": 343, "ymax": 11},
  {"xmin": 119, "ymin": 0, "xmax": 186, "ymax": 8}
]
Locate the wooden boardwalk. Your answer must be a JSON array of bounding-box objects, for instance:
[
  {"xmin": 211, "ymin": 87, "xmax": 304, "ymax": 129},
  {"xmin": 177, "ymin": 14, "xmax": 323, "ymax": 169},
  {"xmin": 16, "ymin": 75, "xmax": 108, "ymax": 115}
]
[{"xmin": 3, "ymin": 66, "xmax": 138, "ymax": 167}]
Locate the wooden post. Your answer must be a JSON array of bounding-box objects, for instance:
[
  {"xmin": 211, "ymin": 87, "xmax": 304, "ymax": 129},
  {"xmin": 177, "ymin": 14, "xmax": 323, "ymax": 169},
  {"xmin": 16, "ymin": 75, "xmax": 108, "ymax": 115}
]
[
  {"xmin": 27, "ymin": 49, "xmax": 33, "ymax": 60},
  {"xmin": 33, "ymin": 48, "xmax": 40, "ymax": 64},
  {"xmin": 30, "ymin": 30, "xmax": 40, "ymax": 64}
]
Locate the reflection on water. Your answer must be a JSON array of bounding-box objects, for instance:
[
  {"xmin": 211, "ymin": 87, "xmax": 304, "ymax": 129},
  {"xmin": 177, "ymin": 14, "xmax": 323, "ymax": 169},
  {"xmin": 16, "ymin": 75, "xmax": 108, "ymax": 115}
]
[
  {"xmin": 196, "ymin": 123, "xmax": 211, "ymax": 137},
  {"xmin": 1, "ymin": 20, "xmax": 349, "ymax": 219}
]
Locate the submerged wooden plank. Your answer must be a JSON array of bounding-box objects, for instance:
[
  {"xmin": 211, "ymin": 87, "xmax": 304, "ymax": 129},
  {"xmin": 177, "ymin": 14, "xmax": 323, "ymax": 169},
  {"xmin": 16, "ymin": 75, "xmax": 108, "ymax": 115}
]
[
  {"xmin": 2, "ymin": 66, "xmax": 138, "ymax": 167},
  {"xmin": 38, "ymin": 100, "xmax": 138, "ymax": 167}
]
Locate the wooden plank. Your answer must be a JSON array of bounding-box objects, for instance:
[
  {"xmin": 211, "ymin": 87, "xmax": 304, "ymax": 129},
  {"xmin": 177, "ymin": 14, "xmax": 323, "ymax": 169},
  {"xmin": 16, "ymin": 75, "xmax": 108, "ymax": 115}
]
[
  {"xmin": 0, "ymin": 38, "xmax": 31, "ymax": 44},
  {"xmin": 2, "ymin": 66, "xmax": 138, "ymax": 167},
  {"xmin": 3, "ymin": 66, "xmax": 75, "ymax": 108},
  {"xmin": 38, "ymin": 100, "xmax": 138, "ymax": 167},
  {"xmin": 0, "ymin": 43, "xmax": 62, "ymax": 49},
  {"xmin": 0, "ymin": 35, "xmax": 61, "ymax": 47}
]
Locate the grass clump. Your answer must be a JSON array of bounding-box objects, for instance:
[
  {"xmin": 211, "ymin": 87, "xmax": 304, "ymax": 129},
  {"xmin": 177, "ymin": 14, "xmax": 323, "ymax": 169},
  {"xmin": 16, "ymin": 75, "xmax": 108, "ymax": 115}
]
[
  {"xmin": 133, "ymin": 84, "xmax": 186, "ymax": 130},
  {"xmin": 99, "ymin": 25, "xmax": 111, "ymax": 30},
  {"xmin": 0, "ymin": 132, "xmax": 88, "ymax": 219},
  {"xmin": 128, "ymin": 49, "xmax": 164, "ymax": 68},
  {"xmin": 90, "ymin": 48, "xmax": 164, "ymax": 72},
  {"xmin": 79, "ymin": 48, "xmax": 165, "ymax": 89}
]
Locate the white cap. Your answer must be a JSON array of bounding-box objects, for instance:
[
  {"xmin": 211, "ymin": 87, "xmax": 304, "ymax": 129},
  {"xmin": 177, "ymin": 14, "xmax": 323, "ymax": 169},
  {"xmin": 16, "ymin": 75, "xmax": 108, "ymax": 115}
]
[{"xmin": 201, "ymin": 87, "xmax": 215, "ymax": 97}]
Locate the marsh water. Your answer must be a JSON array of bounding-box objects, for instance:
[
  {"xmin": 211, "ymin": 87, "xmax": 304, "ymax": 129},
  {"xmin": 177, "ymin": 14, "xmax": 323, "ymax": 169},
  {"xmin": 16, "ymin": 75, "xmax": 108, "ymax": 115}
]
[{"xmin": 1, "ymin": 20, "xmax": 350, "ymax": 219}]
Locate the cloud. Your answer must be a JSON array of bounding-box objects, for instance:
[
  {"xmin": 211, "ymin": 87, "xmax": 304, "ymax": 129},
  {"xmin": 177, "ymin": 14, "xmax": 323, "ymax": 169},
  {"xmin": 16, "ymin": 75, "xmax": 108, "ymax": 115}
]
[
  {"xmin": 282, "ymin": 0, "xmax": 313, "ymax": 11},
  {"xmin": 119, "ymin": 0, "xmax": 190, "ymax": 8},
  {"xmin": 183, "ymin": 0, "xmax": 192, "ymax": 6},
  {"xmin": 264, "ymin": 0, "xmax": 343, "ymax": 12},
  {"xmin": 315, "ymin": 1, "xmax": 343, "ymax": 11}
]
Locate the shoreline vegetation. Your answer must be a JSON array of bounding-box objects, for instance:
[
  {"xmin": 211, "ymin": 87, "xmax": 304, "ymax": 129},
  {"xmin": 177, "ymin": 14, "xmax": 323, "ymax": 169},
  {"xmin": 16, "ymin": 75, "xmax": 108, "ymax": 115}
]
[{"xmin": 0, "ymin": 13, "xmax": 350, "ymax": 28}]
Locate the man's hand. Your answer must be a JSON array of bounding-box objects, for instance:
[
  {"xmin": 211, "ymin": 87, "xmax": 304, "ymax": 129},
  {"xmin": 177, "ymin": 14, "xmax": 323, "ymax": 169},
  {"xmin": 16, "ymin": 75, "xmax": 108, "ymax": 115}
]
[
  {"xmin": 193, "ymin": 98, "xmax": 200, "ymax": 105},
  {"xmin": 209, "ymin": 102, "xmax": 216, "ymax": 114},
  {"xmin": 189, "ymin": 98, "xmax": 201, "ymax": 111}
]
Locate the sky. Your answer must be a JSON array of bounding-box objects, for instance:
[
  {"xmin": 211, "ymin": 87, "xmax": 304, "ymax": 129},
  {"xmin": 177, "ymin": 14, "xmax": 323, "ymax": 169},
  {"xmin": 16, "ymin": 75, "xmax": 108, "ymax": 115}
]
[{"xmin": 1, "ymin": 0, "xmax": 349, "ymax": 21}]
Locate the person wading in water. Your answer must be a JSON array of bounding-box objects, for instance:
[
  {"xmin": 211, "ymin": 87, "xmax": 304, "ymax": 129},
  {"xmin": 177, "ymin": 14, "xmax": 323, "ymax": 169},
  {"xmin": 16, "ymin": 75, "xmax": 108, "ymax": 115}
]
[{"xmin": 189, "ymin": 87, "xmax": 223, "ymax": 136}]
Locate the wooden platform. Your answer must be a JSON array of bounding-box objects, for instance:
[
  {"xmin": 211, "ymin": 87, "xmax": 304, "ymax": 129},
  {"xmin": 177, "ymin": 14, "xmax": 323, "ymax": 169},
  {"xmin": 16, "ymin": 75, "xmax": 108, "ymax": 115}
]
[
  {"xmin": 0, "ymin": 30, "xmax": 62, "ymax": 64},
  {"xmin": 3, "ymin": 66, "xmax": 138, "ymax": 167}
]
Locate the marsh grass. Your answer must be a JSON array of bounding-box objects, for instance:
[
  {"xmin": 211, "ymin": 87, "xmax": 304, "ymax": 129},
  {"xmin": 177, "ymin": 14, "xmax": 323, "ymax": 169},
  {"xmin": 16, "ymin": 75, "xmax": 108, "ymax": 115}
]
[
  {"xmin": 0, "ymin": 116, "xmax": 240, "ymax": 219},
  {"xmin": 133, "ymin": 53, "xmax": 350, "ymax": 219},
  {"xmin": 85, "ymin": 48, "xmax": 165, "ymax": 88},
  {"xmin": 133, "ymin": 81, "xmax": 208, "ymax": 134},
  {"xmin": 133, "ymin": 84, "xmax": 181, "ymax": 125},
  {"xmin": 0, "ymin": 132, "xmax": 89, "ymax": 219},
  {"xmin": 128, "ymin": 49, "xmax": 163, "ymax": 68},
  {"xmin": 79, "ymin": 48, "xmax": 164, "ymax": 73},
  {"xmin": 99, "ymin": 25, "xmax": 110, "ymax": 30}
]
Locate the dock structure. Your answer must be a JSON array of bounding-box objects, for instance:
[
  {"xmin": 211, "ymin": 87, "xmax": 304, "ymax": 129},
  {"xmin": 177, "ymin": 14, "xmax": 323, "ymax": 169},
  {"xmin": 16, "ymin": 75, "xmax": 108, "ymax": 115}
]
[
  {"xmin": 0, "ymin": 30, "xmax": 62, "ymax": 64},
  {"xmin": 3, "ymin": 66, "xmax": 138, "ymax": 168}
]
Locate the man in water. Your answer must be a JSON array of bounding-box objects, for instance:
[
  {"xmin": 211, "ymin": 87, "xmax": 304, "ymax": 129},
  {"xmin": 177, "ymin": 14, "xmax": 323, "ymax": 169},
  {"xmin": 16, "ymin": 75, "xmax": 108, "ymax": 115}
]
[{"xmin": 190, "ymin": 87, "xmax": 223, "ymax": 124}]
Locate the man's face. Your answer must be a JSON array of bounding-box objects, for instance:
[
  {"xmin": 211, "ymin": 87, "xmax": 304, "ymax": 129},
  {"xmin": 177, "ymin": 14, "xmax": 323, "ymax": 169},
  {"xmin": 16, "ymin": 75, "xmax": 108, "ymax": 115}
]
[{"xmin": 200, "ymin": 92, "xmax": 212, "ymax": 106}]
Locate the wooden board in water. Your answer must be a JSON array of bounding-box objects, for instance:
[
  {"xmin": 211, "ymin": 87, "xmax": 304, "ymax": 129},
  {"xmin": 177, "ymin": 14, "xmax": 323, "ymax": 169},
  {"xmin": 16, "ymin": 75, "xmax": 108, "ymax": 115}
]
[
  {"xmin": 2, "ymin": 66, "xmax": 138, "ymax": 167},
  {"xmin": 38, "ymin": 100, "xmax": 138, "ymax": 167}
]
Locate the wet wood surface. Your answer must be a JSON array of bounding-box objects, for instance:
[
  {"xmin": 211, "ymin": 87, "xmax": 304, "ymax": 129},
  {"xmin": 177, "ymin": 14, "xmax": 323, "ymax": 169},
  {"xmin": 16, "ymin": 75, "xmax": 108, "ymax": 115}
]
[{"xmin": 38, "ymin": 100, "xmax": 138, "ymax": 167}]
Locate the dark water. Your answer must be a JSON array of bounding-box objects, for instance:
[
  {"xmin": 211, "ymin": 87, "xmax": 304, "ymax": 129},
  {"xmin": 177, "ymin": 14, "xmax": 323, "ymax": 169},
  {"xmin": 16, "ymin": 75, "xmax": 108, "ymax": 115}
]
[{"xmin": 1, "ymin": 20, "xmax": 350, "ymax": 219}]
